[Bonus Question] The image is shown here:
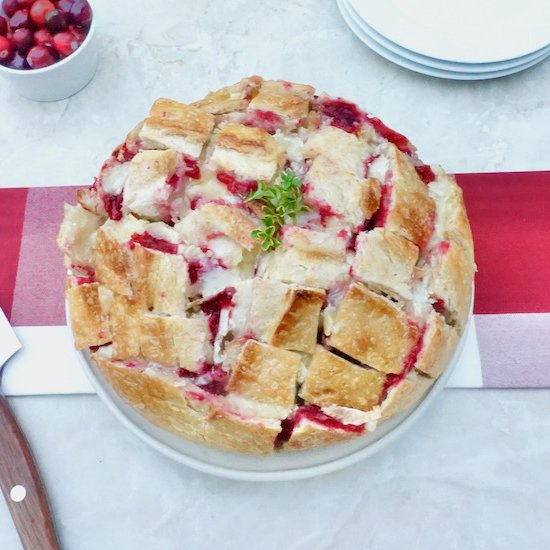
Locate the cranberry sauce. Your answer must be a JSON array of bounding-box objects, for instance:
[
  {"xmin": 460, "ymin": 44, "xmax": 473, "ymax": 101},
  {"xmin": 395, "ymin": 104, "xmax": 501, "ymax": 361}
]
[
  {"xmin": 415, "ymin": 165, "xmax": 436, "ymax": 185},
  {"xmin": 183, "ymin": 156, "xmax": 201, "ymax": 180},
  {"xmin": 200, "ymin": 287, "xmax": 236, "ymax": 343},
  {"xmin": 129, "ymin": 232, "xmax": 179, "ymax": 255},
  {"xmin": 275, "ymin": 404, "xmax": 365, "ymax": 446},
  {"xmin": 364, "ymin": 115, "xmax": 413, "ymax": 155},
  {"xmin": 366, "ymin": 184, "xmax": 393, "ymax": 230},
  {"xmin": 244, "ymin": 109, "xmax": 284, "ymax": 133},
  {"xmin": 102, "ymin": 192, "xmax": 124, "ymax": 221},
  {"xmin": 317, "ymin": 97, "xmax": 364, "ymax": 134},
  {"xmin": 178, "ymin": 362, "xmax": 229, "ymax": 396},
  {"xmin": 216, "ymin": 171, "xmax": 258, "ymax": 196},
  {"xmin": 432, "ymin": 297, "xmax": 446, "ymax": 315}
]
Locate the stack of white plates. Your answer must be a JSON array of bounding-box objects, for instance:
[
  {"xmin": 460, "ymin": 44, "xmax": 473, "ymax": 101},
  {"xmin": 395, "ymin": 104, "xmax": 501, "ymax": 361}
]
[{"xmin": 337, "ymin": 0, "xmax": 550, "ymax": 80}]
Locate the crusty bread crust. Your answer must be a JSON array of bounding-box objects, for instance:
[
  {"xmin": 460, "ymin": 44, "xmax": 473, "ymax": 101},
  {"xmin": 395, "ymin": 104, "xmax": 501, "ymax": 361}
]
[{"xmin": 61, "ymin": 77, "xmax": 475, "ymax": 454}]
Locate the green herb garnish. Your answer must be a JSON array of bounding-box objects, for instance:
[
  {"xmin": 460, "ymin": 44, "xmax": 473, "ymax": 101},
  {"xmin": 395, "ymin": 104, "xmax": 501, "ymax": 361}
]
[{"xmin": 246, "ymin": 169, "xmax": 310, "ymax": 252}]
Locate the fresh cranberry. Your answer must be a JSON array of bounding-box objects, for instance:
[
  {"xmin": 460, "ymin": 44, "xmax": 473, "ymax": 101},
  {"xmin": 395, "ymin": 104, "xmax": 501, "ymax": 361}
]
[
  {"xmin": 12, "ymin": 27, "xmax": 32, "ymax": 52},
  {"xmin": 29, "ymin": 0, "xmax": 55, "ymax": 27},
  {"xmin": 55, "ymin": 0, "xmax": 73, "ymax": 15},
  {"xmin": 52, "ymin": 29, "xmax": 76, "ymax": 56},
  {"xmin": 17, "ymin": 0, "xmax": 36, "ymax": 7},
  {"xmin": 0, "ymin": 34, "xmax": 13, "ymax": 64},
  {"xmin": 9, "ymin": 9, "xmax": 32, "ymax": 30},
  {"xmin": 44, "ymin": 8, "xmax": 66, "ymax": 31},
  {"xmin": 26, "ymin": 44, "xmax": 56, "ymax": 68},
  {"xmin": 33, "ymin": 27, "xmax": 51, "ymax": 46},
  {"xmin": 68, "ymin": 23, "xmax": 84, "ymax": 44},
  {"xmin": 1, "ymin": 0, "xmax": 19, "ymax": 17},
  {"xmin": 7, "ymin": 49, "xmax": 27, "ymax": 68},
  {"xmin": 68, "ymin": 0, "xmax": 90, "ymax": 26},
  {"xmin": 0, "ymin": 16, "xmax": 8, "ymax": 35}
]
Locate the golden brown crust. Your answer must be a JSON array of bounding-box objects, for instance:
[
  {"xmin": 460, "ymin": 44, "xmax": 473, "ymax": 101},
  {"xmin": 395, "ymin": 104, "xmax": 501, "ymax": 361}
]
[
  {"xmin": 425, "ymin": 241, "xmax": 474, "ymax": 332},
  {"xmin": 110, "ymin": 295, "xmax": 142, "ymax": 360},
  {"xmin": 327, "ymin": 283, "xmax": 419, "ymax": 374},
  {"xmin": 300, "ymin": 346, "xmax": 385, "ymax": 411},
  {"xmin": 227, "ymin": 340, "xmax": 301, "ymax": 411},
  {"xmin": 139, "ymin": 98, "xmax": 215, "ymax": 155},
  {"xmin": 384, "ymin": 145, "xmax": 436, "ymax": 248},
  {"xmin": 67, "ymin": 283, "xmax": 112, "ymax": 349},
  {"xmin": 270, "ymin": 287, "xmax": 325, "ymax": 353},
  {"xmin": 282, "ymin": 420, "xmax": 360, "ymax": 451},
  {"xmin": 415, "ymin": 311, "xmax": 459, "ymax": 377},
  {"xmin": 379, "ymin": 371, "xmax": 434, "ymax": 421},
  {"xmin": 352, "ymin": 228, "xmax": 419, "ymax": 300},
  {"xmin": 93, "ymin": 227, "xmax": 133, "ymax": 296},
  {"xmin": 192, "ymin": 76, "xmax": 263, "ymax": 114}
]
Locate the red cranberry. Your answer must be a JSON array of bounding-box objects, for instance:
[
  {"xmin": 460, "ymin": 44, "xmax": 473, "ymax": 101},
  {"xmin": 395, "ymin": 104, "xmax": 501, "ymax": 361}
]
[
  {"xmin": 0, "ymin": 16, "xmax": 8, "ymax": 35},
  {"xmin": 68, "ymin": 0, "xmax": 90, "ymax": 26},
  {"xmin": 26, "ymin": 44, "xmax": 56, "ymax": 68},
  {"xmin": 17, "ymin": 0, "xmax": 36, "ymax": 7},
  {"xmin": 0, "ymin": 34, "xmax": 13, "ymax": 64},
  {"xmin": 68, "ymin": 22, "xmax": 84, "ymax": 44},
  {"xmin": 9, "ymin": 9, "xmax": 32, "ymax": 30},
  {"xmin": 52, "ymin": 29, "xmax": 76, "ymax": 56},
  {"xmin": 29, "ymin": 0, "xmax": 54, "ymax": 27},
  {"xmin": 33, "ymin": 27, "xmax": 51, "ymax": 46},
  {"xmin": 44, "ymin": 8, "xmax": 66, "ymax": 31},
  {"xmin": 8, "ymin": 49, "xmax": 27, "ymax": 68},
  {"xmin": 12, "ymin": 27, "xmax": 32, "ymax": 52},
  {"xmin": 56, "ymin": 0, "xmax": 74, "ymax": 14},
  {"xmin": 1, "ymin": 0, "xmax": 19, "ymax": 17}
]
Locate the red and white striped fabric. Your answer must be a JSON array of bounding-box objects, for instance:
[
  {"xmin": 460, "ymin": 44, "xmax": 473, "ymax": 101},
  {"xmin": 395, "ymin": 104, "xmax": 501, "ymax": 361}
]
[{"xmin": 0, "ymin": 172, "xmax": 549, "ymax": 394}]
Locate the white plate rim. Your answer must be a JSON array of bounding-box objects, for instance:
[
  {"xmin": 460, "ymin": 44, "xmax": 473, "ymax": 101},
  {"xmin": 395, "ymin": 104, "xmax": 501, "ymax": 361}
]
[
  {"xmin": 70, "ymin": 297, "xmax": 473, "ymax": 482},
  {"xmin": 348, "ymin": 0, "xmax": 550, "ymax": 63},
  {"xmin": 344, "ymin": 0, "xmax": 550, "ymax": 73},
  {"xmin": 338, "ymin": 0, "xmax": 550, "ymax": 81}
]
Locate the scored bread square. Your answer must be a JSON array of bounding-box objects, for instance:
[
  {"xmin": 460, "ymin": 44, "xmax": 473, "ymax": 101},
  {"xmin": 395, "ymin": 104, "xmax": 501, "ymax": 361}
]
[
  {"xmin": 304, "ymin": 156, "xmax": 381, "ymax": 229},
  {"xmin": 93, "ymin": 216, "xmax": 149, "ymax": 296},
  {"xmin": 226, "ymin": 340, "xmax": 301, "ymax": 412},
  {"xmin": 300, "ymin": 346, "xmax": 385, "ymax": 411},
  {"xmin": 210, "ymin": 124, "xmax": 284, "ymax": 181},
  {"xmin": 59, "ymin": 76, "xmax": 474, "ymax": 455},
  {"xmin": 138, "ymin": 313, "xmax": 211, "ymax": 371},
  {"xmin": 139, "ymin": 98, "xmax": 215, "ymax": 157},
  {"xmin": 66, "ymin": 282, "xmax": 113, "ymax": 349},
  {"xmin": 352, "ymin": 228, "xmax": 419, "ymax": 300},
  {"xmin": 327, "ymin": 283, "xmax": 420, "ymax": 374},
  {"xmin": 260, "ymin": 226, "xmax": 350, "ymax": 289},
  {"xmin": 377, "ymin": 144, "xmax": 436, "ymax": 249}
]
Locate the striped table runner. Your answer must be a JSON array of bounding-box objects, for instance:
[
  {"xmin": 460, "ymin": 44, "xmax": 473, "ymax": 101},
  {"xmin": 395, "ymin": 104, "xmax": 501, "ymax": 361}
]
[{"xmin": 0, "ymin": 172, "xmax": 549, "ymax": 395}]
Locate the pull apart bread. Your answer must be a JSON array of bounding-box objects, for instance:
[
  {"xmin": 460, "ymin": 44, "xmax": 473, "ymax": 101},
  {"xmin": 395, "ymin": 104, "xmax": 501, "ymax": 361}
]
[{"xmin": 58, "ymin": 76, "xmax": 475, "ymax": 454}]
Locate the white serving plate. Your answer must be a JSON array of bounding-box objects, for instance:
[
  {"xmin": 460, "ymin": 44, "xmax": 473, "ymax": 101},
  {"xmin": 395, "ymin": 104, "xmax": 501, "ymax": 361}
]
[
  {"xmin": 338, "ymin": 0, "xmax": 550, "ymax": 81},
  {"xmin": 349, "ymin": 0, "xmax": 550, "ymax": 64},
  {"xmin": 72, "ymin": 304, "xmax": 472, "ymax": 481},
  {"xmin": 344, "ymin": 0, "xmax": 550, "ymax": 73}
]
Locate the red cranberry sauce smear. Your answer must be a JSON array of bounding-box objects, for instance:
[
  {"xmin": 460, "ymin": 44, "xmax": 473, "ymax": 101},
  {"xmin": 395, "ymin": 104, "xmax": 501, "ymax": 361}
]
[
  {"xmin": 363, "ymin": 154, "xmax": 380, "ymax": 177},
  {"xmin": 113, "ymin": 142, "xmax": 138, "ymax": 163},
  {"xmin": 183, "ymin": 156, "xmax": 201, "ymax": 180},
  {"xmin": 276, "ymin": 404, "xmax": 365, "ymax": 445},
  {"xmin": 200, "ymin": 287, "xmax": 236, "ymax": 343},
  {"xmin": 75, "ymin": 275, "xmax": 96, "ymax": 285},
  {"xmin": 178, "ymin": 362, "xmax": 229, "ymax": 396},
  {"xmin": 432, "ymin": 297, "xmax": 446, "ymax": 314},
  {"xmin": 129, "ymin": 232, "xmax": 179, "ymax": 255},
  {"xmin": 216, "ymin": 171, "xmax": 258, "ymax": 196},
  {"xmin": 415, "ymin": 164, "xmax": 436, "ymax": 185},
  {"xmin": 364, "ymin": 115, "xmax": 414, "ymax": 155},
  {"xmin": 317, "ymin": 97, "xmax": 364, "ymax": 134},
  {"xmin": 244, "ymin": 109, "xmax": 284, "ymax": 133},
  {"xmin": 380, "ymin": 325, "xmax": 427, "ymax": 403},
  {"xmin": 102, "ymin": 192, "xmax": 124, "ymax": 221}
]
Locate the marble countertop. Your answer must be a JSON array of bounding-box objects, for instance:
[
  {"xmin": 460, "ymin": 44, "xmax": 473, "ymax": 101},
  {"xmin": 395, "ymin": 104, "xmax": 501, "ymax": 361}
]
[{"xmin": 1, "ymin": 0, "xmax": 549, "ymax": 548}]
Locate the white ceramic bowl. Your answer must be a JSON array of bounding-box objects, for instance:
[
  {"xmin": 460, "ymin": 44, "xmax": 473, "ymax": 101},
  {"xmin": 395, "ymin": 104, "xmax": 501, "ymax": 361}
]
[
  {"xmin": 70, "ymin": 304, "xmax": 473, "ymax": 481},
  {"xmin": 0, "ymin": 3, "xmax": 97, "ymax": 101}
]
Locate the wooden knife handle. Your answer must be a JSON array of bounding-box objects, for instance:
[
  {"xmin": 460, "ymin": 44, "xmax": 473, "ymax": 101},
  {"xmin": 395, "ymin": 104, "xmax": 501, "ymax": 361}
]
[{"xmin": 0, "ymin": 395, "xmax": 60, "ymax": 550}]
